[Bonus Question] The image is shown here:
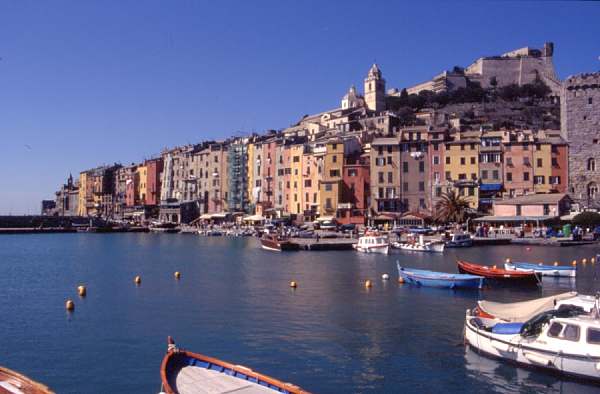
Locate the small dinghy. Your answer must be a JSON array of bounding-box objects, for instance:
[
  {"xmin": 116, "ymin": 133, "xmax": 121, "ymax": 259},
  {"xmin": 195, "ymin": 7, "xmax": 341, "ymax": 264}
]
[
  {"xmin": 464, "ymin": 297, "xmax": 600, "ymax": 382},
  {"xmin": 505, "ymin": 262, "xmax": 576, "ymax": 277},
  {"xmin": 396, "ymin": 262, "xmax": 483, "ymax": 289},
  {"xmin": 160, "ymin": 337, "xmax": 310, "ymax": 394},
  {"xmin": 457, "ymin": 260, "xmax": 540, "ymax": 286},
  {"xmin": 0, "ymin": 366, "xmax": 54, "ymax": 394}
]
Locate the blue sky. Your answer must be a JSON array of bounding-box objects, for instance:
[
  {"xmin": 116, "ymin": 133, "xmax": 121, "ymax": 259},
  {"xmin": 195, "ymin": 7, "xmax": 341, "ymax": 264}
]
[{"xmin": 0, "ymin": 1, "xmax": 599, "ymax": 214}]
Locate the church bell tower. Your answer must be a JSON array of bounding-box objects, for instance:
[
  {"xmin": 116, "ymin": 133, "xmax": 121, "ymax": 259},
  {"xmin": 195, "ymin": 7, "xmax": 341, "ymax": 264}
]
[{"xmin": 364, "ymin": 64, "xmax": 385, "ymax": 112}]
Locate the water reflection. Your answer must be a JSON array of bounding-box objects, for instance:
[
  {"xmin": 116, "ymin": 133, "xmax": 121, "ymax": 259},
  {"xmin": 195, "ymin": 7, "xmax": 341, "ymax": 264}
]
[{"xmin": 464, "ymin": 347, "xmax": 599, "ymax": 393}]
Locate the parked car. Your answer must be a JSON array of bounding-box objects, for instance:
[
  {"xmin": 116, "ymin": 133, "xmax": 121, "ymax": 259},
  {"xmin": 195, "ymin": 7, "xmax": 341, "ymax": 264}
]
[
  {"xmin": 339, "ymin": 223, "xmax": 356, "ymax": 233},
  {"xmin": 319, "ymin": 220, "xmax": 338, "ymax": 231}
]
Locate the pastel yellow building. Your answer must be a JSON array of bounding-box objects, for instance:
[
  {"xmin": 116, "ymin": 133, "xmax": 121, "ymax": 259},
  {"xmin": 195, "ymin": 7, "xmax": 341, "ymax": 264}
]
[
  {"xmin": 288, "ymin": 144, "xmax": 304, "ymax": 214},
  {"xmin": 532, "ymin": 142, "xmax": 552, "ymax": 194},
  {"xmin": 444, "ymin": 138, "xmax": 479, "ymax": 208},
  {"xmin": 78, "ymin": 171, "xmax": 89, "ymax": 216},
  {"xmin": 319, "ymin": 140, "xmax": 344, "ymax": 216},
  {"xmin": 136, "ymin": 165, "xmax": 147, "ymax": 204}
]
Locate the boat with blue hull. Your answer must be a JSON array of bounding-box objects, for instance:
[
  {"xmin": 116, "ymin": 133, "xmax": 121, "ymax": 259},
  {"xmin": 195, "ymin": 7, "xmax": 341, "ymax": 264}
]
[
  {"xmin": 505, "ymin": 262, "xmax": 576, "ymax": 278},
  {"xmin": 397, "ymin": 262, "xmax": 484, "ymax": 289}
]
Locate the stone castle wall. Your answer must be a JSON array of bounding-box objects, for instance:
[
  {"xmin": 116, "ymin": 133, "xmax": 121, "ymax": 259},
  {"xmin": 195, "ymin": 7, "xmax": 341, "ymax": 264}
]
[{"xmin": 562, "ymin": 72, "xmax": 600, "ymax": 203}]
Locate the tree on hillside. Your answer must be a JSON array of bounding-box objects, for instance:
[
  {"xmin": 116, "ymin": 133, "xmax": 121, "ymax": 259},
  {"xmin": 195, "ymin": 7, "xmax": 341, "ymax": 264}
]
[{"xmin": 434, "ymin": 190, "xmax": 471, "ymax": 224}]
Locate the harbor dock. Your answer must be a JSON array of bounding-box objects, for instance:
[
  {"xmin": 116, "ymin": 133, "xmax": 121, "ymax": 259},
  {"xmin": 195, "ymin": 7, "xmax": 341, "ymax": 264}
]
[{"xmin": 291, "ymin": 237, "xmax": 357, "ymax": 251}]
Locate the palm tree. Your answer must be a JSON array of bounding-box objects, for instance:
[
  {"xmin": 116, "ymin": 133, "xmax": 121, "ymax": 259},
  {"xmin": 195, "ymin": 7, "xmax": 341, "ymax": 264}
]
[{"xmin": 434, "ymin": 190, "xmax": 471, "ymax": 224}]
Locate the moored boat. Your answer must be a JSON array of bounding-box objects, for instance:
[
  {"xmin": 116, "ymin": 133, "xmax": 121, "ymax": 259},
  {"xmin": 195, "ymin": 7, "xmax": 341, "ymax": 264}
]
[
  {"xmin": 457, "ymin": 260, "xmax": 540, "ymax": 286},
  {"xmin": 0, "ymin": 366, "xmax": 54, "ymax": 394},
  {"xmin": 159, "ymin": 337, "xmax": 310, "ymax": 394},
  {"xmin": 445, "ymin": 233, "xmax": 473, "ymax": 248},
  {"xmin": 353, "ymin": 232, "xmax": 389, "ymax": 254},
  {"xmin": 464, "ymin": 298, "xmax": 600, "ymax": 382},
  {"xmin": 150, "ymin": 222, "xmax": 180, "ymax": 233},
  {"xmin": 260, "ymin": 234, "xmax": 299, "ymax": 252},
  {"xmin": 505, "ymin": 262, "xmax": 576, "ymax": 277},
  {"xmin": 396, "ymin": 262, "xmax": 483, "ymax": 289},
  {"xmin": 393, "ymin": 235, "xmax": 445, "ymax": 253}
]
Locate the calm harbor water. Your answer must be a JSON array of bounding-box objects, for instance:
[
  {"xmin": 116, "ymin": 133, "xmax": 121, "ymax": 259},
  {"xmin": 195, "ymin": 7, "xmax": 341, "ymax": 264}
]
[{"xmin": 1, "ymin": 234, "xmax": 600, "ymax": 393}]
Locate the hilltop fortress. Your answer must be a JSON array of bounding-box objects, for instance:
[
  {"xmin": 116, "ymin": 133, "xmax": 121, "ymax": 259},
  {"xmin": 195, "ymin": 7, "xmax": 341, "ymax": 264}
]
[{"xmin": 398, "ymin": 42, "xmax": 561, "ymax": 96}]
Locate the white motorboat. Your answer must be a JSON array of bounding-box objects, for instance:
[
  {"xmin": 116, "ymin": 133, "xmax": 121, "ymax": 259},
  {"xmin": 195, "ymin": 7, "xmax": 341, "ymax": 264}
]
[
  {"xmin": 464, "ymin": 296, "xmax": 600, "ymax": 382},
  {"xmin": 445, "ymin": 232, "xmax": 473, "ymax": 248},
  {"xmin": 353, "ymin": 233, "xmax": 389, "ymax": 254},
  {"xmin": 504, "ymin": 261, "xmax": 576, "ymax": 278},
  {"xmin": 393, "ymin": 235, "xmax": 445, "ymax": 253}
]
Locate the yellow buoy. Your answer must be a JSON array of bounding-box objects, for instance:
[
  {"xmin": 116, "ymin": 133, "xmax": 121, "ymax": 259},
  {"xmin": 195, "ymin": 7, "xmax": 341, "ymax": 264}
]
[
  {"xmin": 65, "ymin": 299, "xmax": 75, "ymax": 311},
  {"xmin": 572, "ymin": 260, "xmax": 577, "ymax": 266},
  {"xmin": 592, "ymin": 257, "xmax": 596, "ymax": 263},
  {"xmin": 289, "ymin": 281, "xmax": 297, "ymax": 288},
  {"xmin": 365, "ymin": 280, "xmax": 372, "ymax": 288},
  {"xmin": 174, "ymin": 271, "xmax": 181, "ymax": 280},
  {"xmin": 134, "ymin": 275, "xmax": 141, "ymax": 285},
  {"xmin": 77, "ymin": 285, "xmax": 87, "ymax": 297},
  {"xmin": 398, "ymin": 277, "xmax": 405, "ymax": 284}
]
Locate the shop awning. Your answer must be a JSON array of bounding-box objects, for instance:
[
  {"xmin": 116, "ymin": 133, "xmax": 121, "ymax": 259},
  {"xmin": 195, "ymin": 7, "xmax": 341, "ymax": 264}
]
[
  {"xmin": 479, "ymin": 183, "xmax": 503, "ymax": 192},
  {"xmin": 243, "ymin": 215, "xmax": 265, "ymax": 222},
  {"xmin": 474, "ymin": 215, "xmax": 557, "ymax": 223}
]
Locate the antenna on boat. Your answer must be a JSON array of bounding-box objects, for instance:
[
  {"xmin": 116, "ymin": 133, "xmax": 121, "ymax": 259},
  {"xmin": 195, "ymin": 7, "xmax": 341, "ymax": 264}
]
[{"xmin": 594, "ymin": 293, "xmax": 600, "ymax": 320}]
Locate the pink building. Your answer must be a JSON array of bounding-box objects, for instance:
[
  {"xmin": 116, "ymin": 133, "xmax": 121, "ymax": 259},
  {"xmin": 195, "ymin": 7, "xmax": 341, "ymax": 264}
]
[
  {"xmin": 338, "ymin": 154, "xmax": 370, "ymax": 225},
  {"xmin": 492, "ymin": 193, "xmax": 571, "ymax": 217}
]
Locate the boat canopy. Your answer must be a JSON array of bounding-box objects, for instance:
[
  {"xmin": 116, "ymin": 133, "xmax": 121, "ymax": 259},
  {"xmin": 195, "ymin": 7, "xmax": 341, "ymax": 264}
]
[{"xmin": 478, "ymin": 292, "xmax": 577, "ymax": 322}]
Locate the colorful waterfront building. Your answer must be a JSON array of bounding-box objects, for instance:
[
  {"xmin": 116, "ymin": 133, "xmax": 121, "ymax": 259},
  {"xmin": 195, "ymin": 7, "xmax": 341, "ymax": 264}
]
[
  {"xmin": 338, "ymin": 152, "xmax": 370, "ymax": 225},
  {"xmin": 227, "ymin": 139, "xmax": 249, "ymax": 213},
  {"xmin": 144, "ymin": 157, "xmax": 163, "ymax": 207},
  {"xmin": 444, "ymin": 132, "xmax": 479, "ymax": 208}
]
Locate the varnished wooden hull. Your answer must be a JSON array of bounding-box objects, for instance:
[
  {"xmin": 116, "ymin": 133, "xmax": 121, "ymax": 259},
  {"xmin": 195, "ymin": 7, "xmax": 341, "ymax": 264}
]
[{"xmin": 0, "ymin": 366, "xmax": 54, "ymax": 394}]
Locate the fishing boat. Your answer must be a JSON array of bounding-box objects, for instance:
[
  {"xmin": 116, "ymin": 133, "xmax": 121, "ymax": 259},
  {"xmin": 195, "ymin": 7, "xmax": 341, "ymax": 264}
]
[
  {"xmin": 0, "ymin": 366, "xmax": 54, "ymax": 394},
  {"xmin": 445, "ymin": 233, "xmax": 473, "ymax": 248},
  {"xmin": 159, "ymin": 337, "xmax": 310, "ymax": 394},
  {"xmin": 392, "ymin": 235, "xmax": 445, "ymax": 253},
  {"xmin": 396, "ymin": 262, "xmax": 484, "ymax": 289},
  {"xmin": 260, "ymin": 234, "xmax": 299, "ymax": 252},
  {"xmin": 457, "ymin": 260, "xmax": 540, "ymax": 286},
  {"xmin": 505, "ymin": 262, "xmax": 576, "ymax": 278},
  {"xmin": 464, "ymin": 297, "xmax": 600, "ymax": 382},
  {"xmin": 353, "ymin": 232, "xmax": 389, "ymax": 254},
  {"xmin": 473, "ymin": 292, "xmax": 596, "ymax": 322},
  {"xmin": 150, "ymin": 222, "xmax": 180, "ymax": 233}
]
